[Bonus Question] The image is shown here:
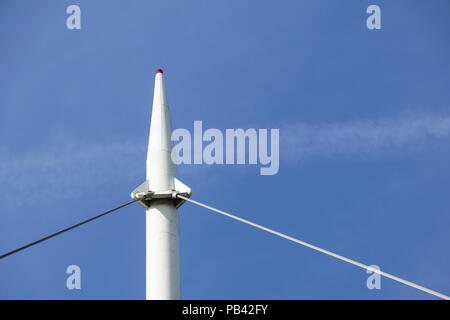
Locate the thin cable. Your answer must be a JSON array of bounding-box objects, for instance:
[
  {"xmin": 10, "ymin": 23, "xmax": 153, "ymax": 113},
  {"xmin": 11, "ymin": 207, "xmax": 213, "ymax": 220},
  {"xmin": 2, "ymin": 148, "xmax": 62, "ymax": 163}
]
[
  {"xmin": 177, "ymin": 195, "xmax": 450, "ymax": 300},
  {"xmin": 0, "ymin": 197, "xmax": 144, "ymax": 260}
]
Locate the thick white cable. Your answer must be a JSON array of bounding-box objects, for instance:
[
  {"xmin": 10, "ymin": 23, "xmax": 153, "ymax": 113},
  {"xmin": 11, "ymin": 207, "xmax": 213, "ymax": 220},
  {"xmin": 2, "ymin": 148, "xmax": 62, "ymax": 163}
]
[{"xmin": 177, "ymin": 195, "xmax": 450, "ymax": 300}]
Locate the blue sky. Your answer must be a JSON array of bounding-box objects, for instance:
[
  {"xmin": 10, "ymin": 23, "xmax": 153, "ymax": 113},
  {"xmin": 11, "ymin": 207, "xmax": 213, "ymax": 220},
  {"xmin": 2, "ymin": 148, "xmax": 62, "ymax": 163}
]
[{"xmin": 1, "ymin": 0, "xmax": 450, "ymax": 299}]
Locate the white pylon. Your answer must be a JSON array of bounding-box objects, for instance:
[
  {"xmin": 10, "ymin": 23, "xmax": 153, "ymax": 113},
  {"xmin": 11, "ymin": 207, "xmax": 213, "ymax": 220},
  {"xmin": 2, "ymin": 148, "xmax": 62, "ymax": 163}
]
[{"xmin": 131, "ymin": 69, "xmax": 191, "ymax": 300}]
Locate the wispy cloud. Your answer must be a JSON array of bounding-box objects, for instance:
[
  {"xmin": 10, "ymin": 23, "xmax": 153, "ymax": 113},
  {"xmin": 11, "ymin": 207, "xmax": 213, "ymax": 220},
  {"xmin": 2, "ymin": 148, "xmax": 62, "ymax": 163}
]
[
  {"xmin": 281, "ymin": 113, "xmax": 450, "ymax": 161},
  {"xmin": 0, "ymin": 138, "xmax": 146, "ymax": 204},
  {"xmin": 0, "ymin": 136, "xmax": 214, "ymax": 205},
  {"xmin": 1, "ymin": 113, "xmax": 449, "ymax": 204}
]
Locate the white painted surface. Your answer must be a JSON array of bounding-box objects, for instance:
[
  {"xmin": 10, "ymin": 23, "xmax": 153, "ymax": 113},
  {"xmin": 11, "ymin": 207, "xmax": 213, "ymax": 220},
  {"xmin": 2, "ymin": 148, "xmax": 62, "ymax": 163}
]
[
  {"xmin": 146, "ymin": 71, "xmax": 180, "ymax": 300},
  {"xmin": 146, "ymin": 200, "xmax": 180, "ymax": 300},
  {"xmin": 147, "ymin": 71, "xmax": 176, "ymax": 192}
]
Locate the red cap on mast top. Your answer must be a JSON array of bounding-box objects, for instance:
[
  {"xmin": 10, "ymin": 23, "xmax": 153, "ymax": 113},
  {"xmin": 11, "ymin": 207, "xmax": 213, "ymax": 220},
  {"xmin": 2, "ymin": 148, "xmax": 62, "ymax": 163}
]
[{"xmin": 156, "ymin": 69, "xmax": 163, "ymax": 74}]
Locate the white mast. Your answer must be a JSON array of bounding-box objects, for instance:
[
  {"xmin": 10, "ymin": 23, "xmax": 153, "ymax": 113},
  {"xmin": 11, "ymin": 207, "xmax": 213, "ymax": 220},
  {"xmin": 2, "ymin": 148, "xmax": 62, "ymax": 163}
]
[{"xmin": 131, "ymin": 69, "xmax": 191, "ymax": 300}]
